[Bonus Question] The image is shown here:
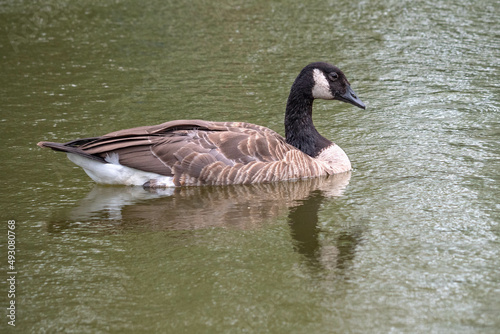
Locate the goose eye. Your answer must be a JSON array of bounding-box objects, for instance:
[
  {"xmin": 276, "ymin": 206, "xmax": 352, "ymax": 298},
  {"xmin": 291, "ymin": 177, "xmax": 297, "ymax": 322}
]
[{"xmin": 328, "ymin": 72, "xmax": 339, "ymax": 81}]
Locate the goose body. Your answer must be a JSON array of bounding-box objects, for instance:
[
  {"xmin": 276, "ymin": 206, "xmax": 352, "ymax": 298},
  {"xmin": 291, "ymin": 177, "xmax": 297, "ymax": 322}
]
[{"xmin": 38, "ymin": 62, "xmax": 365, "ymax": 187}]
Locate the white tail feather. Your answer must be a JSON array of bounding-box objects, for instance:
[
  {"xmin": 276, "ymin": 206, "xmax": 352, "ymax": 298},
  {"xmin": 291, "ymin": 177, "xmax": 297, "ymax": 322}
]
[{"xmin": 66, "ymin": 153, "xmax": 175, "ymax": 187}]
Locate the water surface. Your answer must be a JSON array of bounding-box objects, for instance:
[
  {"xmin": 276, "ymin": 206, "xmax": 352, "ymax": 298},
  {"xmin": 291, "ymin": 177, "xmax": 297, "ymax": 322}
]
[{"xmin": 1, "ymin": 0, "xmax": 499, "ymax": 332}]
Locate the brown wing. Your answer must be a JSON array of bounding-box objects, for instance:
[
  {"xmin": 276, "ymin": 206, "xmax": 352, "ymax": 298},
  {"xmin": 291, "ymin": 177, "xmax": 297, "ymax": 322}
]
[{"xmin": 59, "ymin": 120, "xmax": 305, "ymax": 186}]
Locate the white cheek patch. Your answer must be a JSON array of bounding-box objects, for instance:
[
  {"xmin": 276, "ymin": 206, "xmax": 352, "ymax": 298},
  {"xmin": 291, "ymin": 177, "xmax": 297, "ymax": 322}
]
[{"xmin": 312, "ymin": 68, "xmax": 334, "ymax": 100}]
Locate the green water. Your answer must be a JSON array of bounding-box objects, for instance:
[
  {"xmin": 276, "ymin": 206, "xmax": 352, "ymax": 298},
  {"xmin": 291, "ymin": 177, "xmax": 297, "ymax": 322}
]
[{"xmin": 1, "ymin": 0, "xmax": 499, "ymax": 332}]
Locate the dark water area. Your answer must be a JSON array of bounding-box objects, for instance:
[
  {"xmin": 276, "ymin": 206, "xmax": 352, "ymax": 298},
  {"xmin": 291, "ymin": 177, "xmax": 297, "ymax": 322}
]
[{"xmin": 0, "ymin": 0, "xmax": 499, "ymax": 332}]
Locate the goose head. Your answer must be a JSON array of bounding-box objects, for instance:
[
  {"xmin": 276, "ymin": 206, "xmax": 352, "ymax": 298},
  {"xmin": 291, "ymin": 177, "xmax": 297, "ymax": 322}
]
[
  {"xmin": 295, "ymin": 62, "xmax": 366, "ymax": 109},
  {"xmin": 285, "ymin": 62, "xmax": 365, "ymax": 159}
]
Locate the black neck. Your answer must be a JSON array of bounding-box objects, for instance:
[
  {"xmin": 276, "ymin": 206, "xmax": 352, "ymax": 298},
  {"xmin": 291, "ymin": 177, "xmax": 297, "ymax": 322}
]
[{"xmin": 284, "ymin": 86, "xmax": 332, "ymax": 157}]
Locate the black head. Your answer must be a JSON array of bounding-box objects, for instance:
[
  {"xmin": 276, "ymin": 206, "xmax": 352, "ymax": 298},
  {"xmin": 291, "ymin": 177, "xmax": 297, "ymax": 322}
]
[{"xmin": 299, "ymin": 62, "xmax": 366, "ymax": 109}]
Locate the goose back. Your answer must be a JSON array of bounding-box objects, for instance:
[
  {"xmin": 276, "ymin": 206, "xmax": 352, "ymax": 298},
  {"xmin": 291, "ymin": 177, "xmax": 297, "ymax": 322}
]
[{"xmin": 39, "ymin": 120, "xmax": 339, "ymax": 187}]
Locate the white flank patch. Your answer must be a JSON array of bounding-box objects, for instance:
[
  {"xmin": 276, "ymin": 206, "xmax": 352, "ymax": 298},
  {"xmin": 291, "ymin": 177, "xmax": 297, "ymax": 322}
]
[
  {"xmin": 311, "ymin": 68, "xmax": 334, "ymax": 100},
  {"xmin": 66, "ymin": 153, "xmax": 175, "ymax": 187}
]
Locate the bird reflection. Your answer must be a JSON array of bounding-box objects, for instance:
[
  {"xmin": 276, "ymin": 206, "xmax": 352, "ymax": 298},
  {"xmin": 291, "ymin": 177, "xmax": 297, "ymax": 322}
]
[
  {"xmin": 288, "ymin": 191, "xmax": 362, "ymax": 271},
  {"xmin": 48, "ymin": 172, "xmax": 361, "ymax": 271},
  {"xmin": 287, "ymin": 190, "xmax": 323, "ymax": 263}
]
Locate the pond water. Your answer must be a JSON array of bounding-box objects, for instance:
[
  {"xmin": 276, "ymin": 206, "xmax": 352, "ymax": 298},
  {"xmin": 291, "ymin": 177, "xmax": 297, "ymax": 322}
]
[{"xmin": 1, "ymin": 0, "xmax": 499, "ymax": 332}]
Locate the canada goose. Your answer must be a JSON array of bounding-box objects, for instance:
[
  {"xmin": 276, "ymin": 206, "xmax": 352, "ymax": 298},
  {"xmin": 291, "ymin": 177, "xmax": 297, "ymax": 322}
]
[{"xmin": 38, "ymin": 62, "xmax": 365, "ymax": 187}]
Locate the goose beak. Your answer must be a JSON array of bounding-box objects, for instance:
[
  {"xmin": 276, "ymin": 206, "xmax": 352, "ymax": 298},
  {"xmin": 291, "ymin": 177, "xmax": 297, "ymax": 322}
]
[{"xmin": 336, "ymin": 85, "xmax": 366, "ymax": 109}]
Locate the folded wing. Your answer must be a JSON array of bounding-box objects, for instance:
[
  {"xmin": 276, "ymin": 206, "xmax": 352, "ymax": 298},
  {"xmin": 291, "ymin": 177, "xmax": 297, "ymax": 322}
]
[{"xmin": 40, "ymin": 120, "xmax": 318, "ymax": 186}]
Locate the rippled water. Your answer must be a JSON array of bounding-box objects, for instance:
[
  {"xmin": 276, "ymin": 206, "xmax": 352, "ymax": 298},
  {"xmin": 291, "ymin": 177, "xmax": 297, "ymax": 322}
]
[{"xmin": 1, "ymin": 0, "xmax": 499, "ymax": 332}]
